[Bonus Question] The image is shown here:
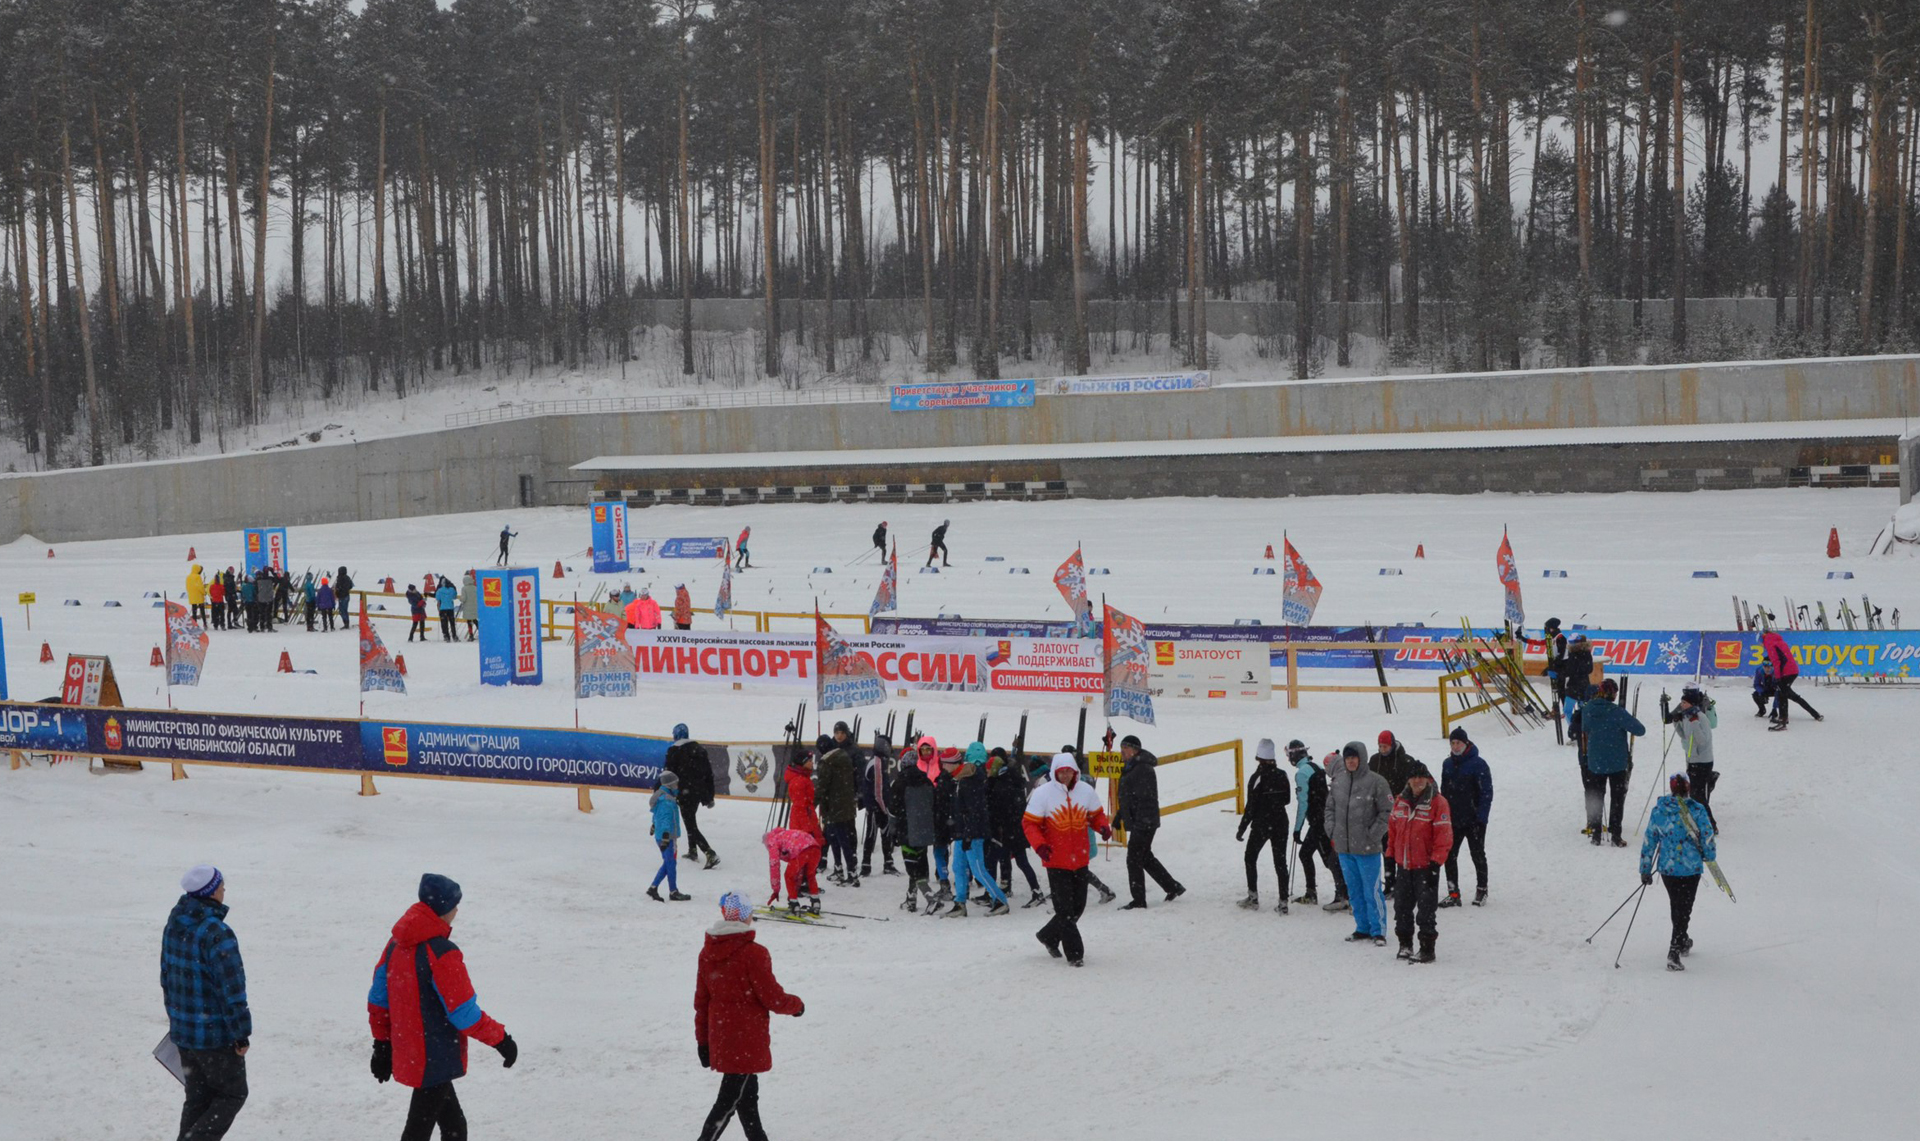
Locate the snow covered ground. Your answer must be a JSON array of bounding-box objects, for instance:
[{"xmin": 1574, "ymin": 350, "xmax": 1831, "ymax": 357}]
[{"xmin": 5, "ymin": 489, "xmax": 1918, "ymax": 1138}]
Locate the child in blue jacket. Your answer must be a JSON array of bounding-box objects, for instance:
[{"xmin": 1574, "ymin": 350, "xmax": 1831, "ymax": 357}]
[
  {"xmin": 649, "ymin": 773, "xmax": 690, "ymax": 901},
  {"xmin": 1640, "ymin": 772, "xmax": 1718, "ymax": 972}
]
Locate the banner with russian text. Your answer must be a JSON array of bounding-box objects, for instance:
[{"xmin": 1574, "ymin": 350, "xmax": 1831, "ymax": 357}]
[
  {"xmin": 477, "ymin": 568, "xmax": 543, "ymax": 686},
  {"xmin": 870, "ymin": 545, "xmax": 898, "ymax": 619},
  {"xmin": 1053, "ymin": 548, "xmax": 1095, "ymax": 637},
  {"xmin": 1281, "ymin": 537, "xmax": 1322, "ymax": 627},
  {"xmin": 1102, "ymin": 602, "xmax": 1155, "ymax": 725},
  {"xmin": 359, "ymin": 596, "xmax": 406, "ymax": 695},
  {"xmin": 1496, "ymin": 532, "xmax": 1525, "ymax": 629},
  {"xmin": 817, "ymin": 609, "xmax": 887, "ymax": 711},
  {"xmin": 574, "ymin": 603, "xmax": 637, "ymax": 698},
  {"xmin": 163, "ymin": 600, "xmax": 210, "ymax": 687},
  {"xmin": 589, "ymin": 502, "xmax": 629, "ymax": 573},
  {"xmin": 714, "ymin": 561, "xmax": 733, "ymax": 620}
]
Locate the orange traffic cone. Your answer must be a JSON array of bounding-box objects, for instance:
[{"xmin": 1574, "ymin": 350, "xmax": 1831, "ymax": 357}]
[
  {"xmin": 395, "ymin": 654, "xmax": 408, "ymax": 676},
  {"xmin": 277, "ymin": 650, "xmax": 294, "ymax": 673},
  {"xmin": 46, "ymin": 548, "xmax": 54, "ymax": 558},
  {"xmin": 39, "ymin": 641, "xmax": 54, "ymax": 663},
  {"xmin": 553, "ymin": 560, "xmax": 565, "ymax": 579},
  {"xmin": 187, "ymin": 546, "xmax": 196, "ymax": 561},
  {"xmin": 1827, "ymin": 527, "xmax": 1840, "ymax": 558},
  {"xmin": 1263, "ymin": 544, "xmax": 1275, "ymax": 559},
  {"xmin": 150, "ymin": 645, "xmax": 164, "ymax": 667},
  {"xmin": 1415, "ymin": 544, "xmax": 1426, "ymax": 558}
]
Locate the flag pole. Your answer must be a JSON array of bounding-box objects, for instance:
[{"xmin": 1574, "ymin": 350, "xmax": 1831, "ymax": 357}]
[
  {"xmin": 573, "ymin": 590, "xmax": 581, "ymax": 729},
  {"xmin": 162, "ymin": 591, "xmax": 173, "ymax": 709}
]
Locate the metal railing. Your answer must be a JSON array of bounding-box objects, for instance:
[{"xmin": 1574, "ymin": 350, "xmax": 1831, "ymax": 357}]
[{"xmin": 444, "ymin": 384, "xmax": 890, "ymax": 428}]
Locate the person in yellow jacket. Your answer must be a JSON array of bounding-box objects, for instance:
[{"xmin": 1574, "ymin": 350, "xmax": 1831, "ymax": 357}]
[{"xmin": 186, "ymin": 565, "xmax": 209, "ymax": 624}]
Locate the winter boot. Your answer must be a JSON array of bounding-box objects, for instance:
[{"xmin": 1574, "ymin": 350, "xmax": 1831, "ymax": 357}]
[
  {"xmin": 1324, "ymin": 891, "xmax": 1352, "ymax": 913},
  {"xmin": 987, "ymin": 900, "xmax": 1010, "ymax": 917},
  {"xmin": 861, "ymin": 864, "xmax": 873, "ymax": 878},
  {"xmin": 1767, "ymin": 720, "xmax": 1789, "ymax": 732},
  {"xmin": 845, "ymin": 873, "xmax": 862, "ymax": 889},
  {"xmin": 646, "ymin": 886, "xmax": 664, "ymax": 902},
  {"xmin": 684, "ymin": 850, "xmax": 698, "ymax": 861},
  {"xmin": 807, "ymin": 895, "xmax": 822, "ymax": 917},
  {"xmin": 1293, "ymin": 890, "xmax": 1319, "ymax": 906},
  {"xmin": 943, "ymin": 902, "xmax": 969, "ymax": 918},
  {"xmin": 1274, "ymin": 899, "xmax": 1289, "ymax": 915},
  {"xmin": 934, "ymin": 879, "xmax": 953, "ymax": 905},
  {"xmin": 1237, "ymin": 893, "xmax": 1261, "ymax": 911},
  {"xmin": 1095, "ymin": 883, "xmax": 1117, "ymax": 905},
  {"xmin": 788, "ymin": 899, "xmax": 803, "ymax": 916},
  {"xmin": 1396, "ymin": 937, "xmax": 1414, "ymax": 961},
  {"xmin": 1415, "ymin": 936, "xmax": 1436, "ymax": 964},
  {"xmin": 1343, "ymin": 931, "xmax": 1372, "ymax": 943},
  {"xmin": 1472, "ymin": 887, "xmax": 1487, "ymax": 907},
  {"xmin": 704, "ymin": 852, "xmax": 720, "ymax": 870},
  {"xmin": 828, "ymin": 868, "xmax": 846, "ymax": 885},
  {"xmin": 1439, "ymin": 888, "xmax": 1463, "ymax": 908},
  {"xmin": 1024, "ymin": 890, "xmax": 1049, "ymax": 909},
  {"xmin": 1590, "ymin": 829, "xmax": 1604, "ymax": 846},
  {"xmin": 1666, "ymin": 947, "xmax": 1686, "ymax": 971},
  {"xmin": 1120, "ymin": 899, "xmax": 1148, "ymax": 911},
  {"xmin": 900, "ymin": 885, "xmax": 919, "ymax": 914},
  {"xmin": 883, "ymin": 861, "xmax": 902, "ymax": 876},
  {"xmin": 669, "ymin": 890, "xmax": 691, "ymax": 901},
  {"xmin": 1037, "ymin": 931, "xmax": 1063, "ymax": 959},
  {"xmin": 1680, "ymin": 935, "xmax": 1694, "ymax": 957},
  {"xmin": 1165, "ymin": 883, "xmax": 1187, "ymax": 902},
  {"xmin": 1611, "ymin": 835, "xmax": 1629, "ymax": 848}
]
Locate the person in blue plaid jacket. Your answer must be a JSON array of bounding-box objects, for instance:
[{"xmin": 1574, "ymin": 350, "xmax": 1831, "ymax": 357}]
[{"xmin": 162, "ymin": 865, "xmax": 251, "ymax": 1141}]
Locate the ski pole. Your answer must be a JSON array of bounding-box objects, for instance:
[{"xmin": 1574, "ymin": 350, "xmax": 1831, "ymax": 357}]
[
  {"xmin": 1612, "ymin": 884, "xmax": 1648, "ymax": 968},
  {"xmin": 1585, "ymin": 883, "xmax": 1645, "ymax": 943},
  {"xmin": 1286, "ymin": 831, "xmax": 1299, "ymax": 901}
]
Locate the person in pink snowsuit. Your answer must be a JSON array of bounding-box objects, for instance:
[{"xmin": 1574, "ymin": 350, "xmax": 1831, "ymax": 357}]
[{"xmin": 763, "ymin": 829, "xmax": 822, "ymax": 913}]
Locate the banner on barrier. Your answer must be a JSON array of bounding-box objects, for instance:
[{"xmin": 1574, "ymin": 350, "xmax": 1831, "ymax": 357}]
[
  {"xmin": 477, "ymin": 568, "xmax": 543, "ymax": 686},
  {"xmin": 363, "ymin": 719, "xmax": 668, "ymax": 791},
  {"xmin": 1150, "ymin": 640, "xmax": 1270, "ymax": 701},
  {"xmin": 630, "ymin": 537, "xmax": 729, "ymax": 560},
  {"xmin": 575, "ymin": 604, "xmax": 637, "ymax": 698},
  {"xmin": 589, "ymin": 502, "xmax": 630, "ymax": 573},
  {"xmin": 242, "ymin": 527, "xmax": 288, "ymax": 575},
  {"xmin": 890, "ymin": 379, "xmax": 1036, "ymax": 411},
  {"xmin": 1698, "ymin": 631, "xmax": 1920, "ymax": 679},
  {"xmin": 1046, "ymin": 372, "xmax": 1211, "ymax": 396}
]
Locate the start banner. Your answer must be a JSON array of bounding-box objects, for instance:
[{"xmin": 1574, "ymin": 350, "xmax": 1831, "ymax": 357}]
[
  {"xmin": 242, "ymin": 527, "xmax": 288, "ymax": 575},
  {"xmin": 589, "ymin": 502, "xmax": 630, "ymax": 573}
]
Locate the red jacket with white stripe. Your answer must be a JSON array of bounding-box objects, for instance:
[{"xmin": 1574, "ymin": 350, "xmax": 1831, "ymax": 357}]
[{"xmin": 1386, "ymin": 787, "xmax": 1454, "ymax": 871}]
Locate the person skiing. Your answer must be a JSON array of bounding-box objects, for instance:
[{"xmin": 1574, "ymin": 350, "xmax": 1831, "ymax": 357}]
[
  {"xmin": 495, "ymin": 526, "xmax": 516, "ymax": 566},
  {"xmin": 1577, "ymin": 678, "xmax": 1646, "ymax": 847},
  {"xmin": 186, "ymin": 565, "xmax": 209, "ymax": 624},
  {"xmin": 1438, "ymin": 727, "xmax": 1493, "ymax": 907},
  {"xmin": 673, "ymin": 584, "xmax": 694, "ymax": 630},
  {"xmin": 1115, "ymin": 734, "xmax": 1185, "ymax": 910},
  {"xmin": 858, "ymin": 733, "xmax": 898, "ymax": 878},
  {"xmin": 1640, "ymin": 772, "xmax": 1718, "ymax": 971},
  {"xmin": 871, "ymin": 521, "xmax": 888, "ymax": 560},
  {"xmin": 762, "ymin": 828, "xmax": 822, "ymax": 916},
  {"xmin": 405, "ymin": 584, "xmax": 428, "ymax": 642},
  {"xmin": 925, "ymin": 519, "xmax": 950, "ymax": 567},
  {"xmin": 162, "ymin": 865, "xmax": 251, "ymax": 1141},
  {"xmin": 335, "ymin": 566, "xmax": 354, "ymax": 631},
  {"xmin": 316, "ymin": 576, "xmax": 337, "ymax": 632},
  {"xmin": 986, "ymin": 746, "xmax": 1044, "ymax": 907},
  {"xmin": 1235, "ymin": 738, "xmax": 1291, "ymax": 913},
  {"xmin": 1751, "ymin": 658, "xmax": 1777, "ymax": 717},
  {"xmin": 1327, "ymin": 741, "xmax": 1393, "ymax": 946},
  {"xmin": 666, "ymin": 724, "xmax": 720, "ymax": 869},
  {"xmin": 456, "ymin": 571, "xmax": 477, "ymax": 641},
  {"xmin": 886, "ymin": 750, "xmax": 940, "ymax": 912},
  {"xmin": 434, "ymin": 577, "xmax": 458, "ymax": 642},
  {"xmin": 1286, "ymin": 740, "xmax": 1344, "ymax": 909},
  {"xmin": 625, "ymin": 588, "xmax": 662, "ymax": 632},
  {"xmin": 648, "ymin": 773, "xmax": 692, "ymax": 902},
  {"xmin": 693, "ymin": 892, "xmax": 805, "ymax": 1141},
  {"xmin": 1024, "ymin": 752, "xmax": 1114, "ymax": 966},
  {"xmin": 1662, "ymin": 684, "xmax": 1719, "ymax": 828},
  {"xmin": 1387, "ymin": 762, "xmax": 1453, "ymax": 963},
  {"xmin": 734, "ymin": 527, "xmax": 751, "ymax": 570},
  {"xmin": 783, "ymin": 750, "xmax": 822, "ymax": 847},
  {"xmin": 1761, "ymin": 628, "xmax": 1821, "ymax": 729},
  {"xmin": 944, "ymin": 742, "xmax": 1011, "ymax": 917},
  {"xmin": 816, "ymin": 731, "xmax": 860, "ymax": 887},
  {"xmin": 367, "ymin": 874, "xmax": 517, "ymax": 1140},
  {"xmin": 1370, "ymin": 730, "xmax": 1419, "ymax": 892}
]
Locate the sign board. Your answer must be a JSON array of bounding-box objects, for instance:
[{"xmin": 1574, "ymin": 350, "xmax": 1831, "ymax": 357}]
[
  {"xmin": 890, "ymin": 379, "xmax": 1036, "ymax": 411},
  {"xmin": 589, "ymin": 502, "xmax": 630, "ymax": 573},
  {"xmin": 476, "ymin": 568, "xmax": 543, "ymax": 686},
  {"xmin": 242, "ymin": 527, "xmax": 288, "ymax": 575},
  {"xmin": 1149, "ymin": 639, "xmax": 1271, "ymax": 701},
  {"xmin": 629, "ymin": 537, "xmax": 729, "ymax": 560},
  {"xmin": 1086, "ymin": 750, "xmax": 1123, "ymax": 781},
  {"xmin": 1046, "ymin": 372, "xmax": 1212, "ymax": 396},
  {"xmin": 17, "ymin": 593, "xmax": 34, "ymax": 604},
  {"xmin": 61, "ymin": 654, "xmax": 123, "ymax": 708}
]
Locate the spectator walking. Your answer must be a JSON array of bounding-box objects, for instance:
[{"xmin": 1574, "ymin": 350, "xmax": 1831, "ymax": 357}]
[
  {"xmin": 1115, "ymin": 735, "xmax": 1184, "ymax": 910},
  {"xmin": 1023, "ymin": 753, "xmax": 1113, "ymax": 966},
  {"xmin": 693, "ymin": 892, "xmax": 805, "ymax": 1141},
  {"xmin": 162, "ymin": 865, "xmax": 251, "ymax": 1141}
]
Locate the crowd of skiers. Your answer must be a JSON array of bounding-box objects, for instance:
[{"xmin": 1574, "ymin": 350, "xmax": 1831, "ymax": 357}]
[{"xmin": 184, "ymin": 564, "xmax": 356, "ymax": 635}]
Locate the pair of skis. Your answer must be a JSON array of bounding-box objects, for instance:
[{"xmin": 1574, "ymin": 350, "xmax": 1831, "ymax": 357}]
[{"xmin": 753, "ymin": 906, "xmax": 891, "ymax": 930}]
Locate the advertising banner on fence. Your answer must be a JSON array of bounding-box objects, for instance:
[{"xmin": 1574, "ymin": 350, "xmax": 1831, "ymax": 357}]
[
  {"xmin": 242, "ymin": 527, "xmax": 288, "ymax": 575},
  {"xmin": 890, "ymin": 379, "xmax": 1036, "ymax": 411},
  {"xmin": 630, "ymin": 537, "xmax": 729, "ymax": 560},
  {"xmin": 623, "ymin": 629, "xmax": 986, "ymax": 693},
  {"xmin": 1046, "ymin": 372, "xmax": 1211, "ymax": 396},
  {"xmin": 1697, "ymin": 630, "xmax": 1920, "ymax": 679},
  {"xmin": 477, "ymin": 568, "xmax": 543, "ymax": 686},
  {"xmin": 589, "ymin": 502, "xmax": 630, "ymax": 573},
  {"xmin": 362, "ymin": 719, "xmax": 668, "ymax": 792},
  {"xmin": 1150, "ymin": 640, "xmax": 1270, "ymax": 700}
]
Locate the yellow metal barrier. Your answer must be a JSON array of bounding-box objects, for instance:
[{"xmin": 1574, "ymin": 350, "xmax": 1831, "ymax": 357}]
[
  {"xmin": 1438, "ymin": 661, "xmax": 1513, "ymax": 738},
  {"xmin": 1096, "ymin": 739, "xmax": 1246, "ymax": 842}
]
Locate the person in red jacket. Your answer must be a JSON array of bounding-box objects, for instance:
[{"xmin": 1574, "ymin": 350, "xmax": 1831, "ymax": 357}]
[
  {"xmin": 1386, "ymin": 763, "xmax": 1454, "ymax": 963},
  {"xmin": 784, "ymin": 752, "xmax": 822, "ymax": 844},
  {"xmin": 763, "ymin": 827, "xmax": 823, "ymax": 915},
  {"xmin": 1022, "ymin": 752, "xmax": 1113, "ymax": 967},
  {"xmin": 694, "ymin": 892, "xmax": 804, "ymax": 1141},
  {"xmin": 368, "ymin": 874, "xmax": 517, "ymax": 1140},
  {"xmin": 1760, "ymin": 629, "xmax": 1822, "ymax": 729}
]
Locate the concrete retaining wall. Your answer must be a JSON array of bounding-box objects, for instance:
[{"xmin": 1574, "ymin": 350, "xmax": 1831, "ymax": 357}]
[{"xmin": 4, "ymin": 354, "xmax": 1916, "ymax": 544}]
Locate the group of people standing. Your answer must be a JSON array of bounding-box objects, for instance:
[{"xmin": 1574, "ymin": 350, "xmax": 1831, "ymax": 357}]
[
  {"xmin": 403, "ymin": 572, "xmax": 477, "ymax": 643},
  {"xmin": 185, "ymin": 564, "xmax": 354, "ymax": 635}
]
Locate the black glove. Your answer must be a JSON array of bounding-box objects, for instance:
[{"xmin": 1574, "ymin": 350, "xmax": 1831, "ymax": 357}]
[
  {"xmin": 1640, "ymin": 871, "xmax": 1653, "ymax": 887},
  {"xmin": 370, "ymin": 1040, "xmax": 392, "ymax": 1083},
  {"xmin": 1235, "ymin": 828, "xmax": 1247, "ymax": 842},
  {"xmin": 698, "ymin": 1042, "xmax": 711, "ymax": 1069},
  {"xmin": 495, "ymin": 1034, "xmax": 518, "ymax": 1068}
]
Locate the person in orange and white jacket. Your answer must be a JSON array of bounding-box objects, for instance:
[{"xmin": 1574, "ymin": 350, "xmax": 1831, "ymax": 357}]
[{"xmin": 1022, "ymin": 752, "xmax": 1112, "ymax": 967}]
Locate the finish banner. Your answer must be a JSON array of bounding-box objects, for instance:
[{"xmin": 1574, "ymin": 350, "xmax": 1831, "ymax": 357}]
[{"xmin": 477, "ymin": 567, "xmax": 543, "ymax": 686}]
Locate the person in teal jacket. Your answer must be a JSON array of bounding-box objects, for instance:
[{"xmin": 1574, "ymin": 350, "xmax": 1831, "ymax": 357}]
[
  {"xmin": 1640, "ymin": 772, "xmax": 1717, "ymax": 971},
  {"xmin": 649, "ymin": 773, "xmax": 690, "ymax": 901},
  {"xmin": 1576, "ymin": 679, "xmax": 1645, "ymax": 847}
]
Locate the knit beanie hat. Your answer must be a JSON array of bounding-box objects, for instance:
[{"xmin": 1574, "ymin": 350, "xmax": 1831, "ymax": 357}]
[
  {"xmin": 419, "ymin": 873, "xmax": 462, "ymax": 916},
  {"xmin": 181, "ymin": 865, "xmax": 223, "ymax": 899},
  {"xmin": 1449, "ymin": 727, "xmax": 1471, "ymax": 744},
  {"xmin": 1255, "ymin": 738, "xmax": 1276, "ymax": 761},
  {"xmin": 660, "ymin": 771, "xmax": 680, "ymax": 789},
  {"xmin": 1377, "ymin": 730, "xmax": 1395, "ymax": 749},
  {"xmin": 718, "ymin": 892, "xmax": 753, "ymax": 922},
  {"xmin": 673, "ymin": 723, "xmax": 690, "ymax": 741}
]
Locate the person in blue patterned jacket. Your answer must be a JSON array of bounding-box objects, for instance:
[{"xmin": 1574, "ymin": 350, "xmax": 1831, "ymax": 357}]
[
  {"xmin": 1640, "ymin": 773, "xmax": 1718, "ymax": 972},
  {"xmin": 161, "ymin": 864, "xmax": 251, "ymax": 1141}
]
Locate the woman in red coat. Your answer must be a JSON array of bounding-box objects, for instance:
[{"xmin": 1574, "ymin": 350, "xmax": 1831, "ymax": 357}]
[
  {"xmin": 784, "ymin": 753, "xmax": 821, "ymax": 843},
  {"xmin": 694, "ymin": 893, "xmax": 805, "ymax": 1141}
]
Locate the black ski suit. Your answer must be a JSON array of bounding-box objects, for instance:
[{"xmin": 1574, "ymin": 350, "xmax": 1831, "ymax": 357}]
[
  {"xmin": 1116, "ymin": 750, "xmax": 1181, "ymax": 905},
  {"xmin": 926, "ymin": 523, "xmax": 949, "ymax": 567},
  {"xmin": 1237, "ymin": 763, "xmax": 1291, "ymax": 897},
  {"xmin": 667, "ymin": 739, "xmax": 718, "ymax": 860}
]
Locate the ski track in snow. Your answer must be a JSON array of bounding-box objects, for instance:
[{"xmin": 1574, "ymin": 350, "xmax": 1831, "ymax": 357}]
[{"xmin": 3, "ymin": 488, "xmax": 1918, "ymax": 1138}]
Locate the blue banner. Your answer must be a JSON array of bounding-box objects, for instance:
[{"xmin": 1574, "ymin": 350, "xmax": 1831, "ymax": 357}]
[
  {"xmin": 476, "ymin": 568, "xmax": 543, "ymax": 686},
  {"xmin": 242, "ymin": 527, "xmax": 288, "ymax": 575},
  {"xmin": 0, "ymin": 616, "xmax": 7, "ymax": 701},
  {"xmin": 589, "ymin": 502, "xmax": 629, "ymax": 573},
  {"xmin": 631, "ymin": 537, "xmax": 729, "ymax": 560},
  {"xmin": 890, "ymin": 379, "xmax": 1036, "ymax": 411},
  {"xmin": 362, "ymin": 719, "xmax": 668, "ymax": 792},
  {"xmin": 1699, "ymin": 630, "xmax": 1920, "ymax": 679}
]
